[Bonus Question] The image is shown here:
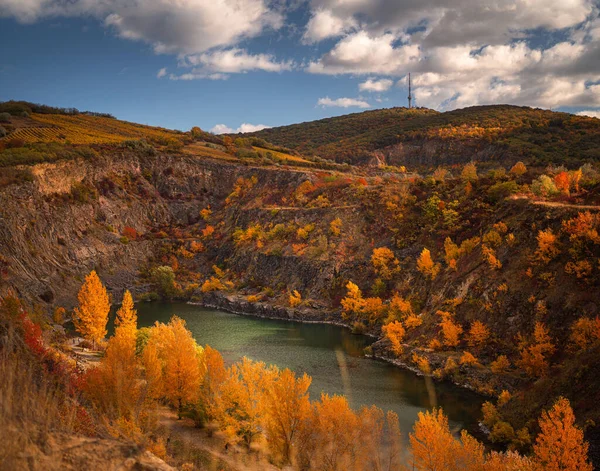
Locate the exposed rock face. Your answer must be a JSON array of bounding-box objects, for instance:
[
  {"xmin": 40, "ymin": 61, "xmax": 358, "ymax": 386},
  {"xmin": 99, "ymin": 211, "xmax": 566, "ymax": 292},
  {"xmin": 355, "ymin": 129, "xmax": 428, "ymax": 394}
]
[{"xmin": 0, "ymin": 153, "xmax": 311, "ymax": 306}]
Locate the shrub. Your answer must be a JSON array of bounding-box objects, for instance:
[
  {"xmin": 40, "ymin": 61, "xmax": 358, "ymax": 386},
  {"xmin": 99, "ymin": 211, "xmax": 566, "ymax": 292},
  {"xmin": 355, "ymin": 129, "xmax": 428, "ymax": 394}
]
[
  {"xmin": 0, "ymin": 112, "xmax": 11, "ymax": 123},
  {"xmin": 487, "ymin": 181, "xmax": 518, "ymax": 201},
  {"xmin": 0, "ymin": 126, "xmax": 6, "ymax": 137}
]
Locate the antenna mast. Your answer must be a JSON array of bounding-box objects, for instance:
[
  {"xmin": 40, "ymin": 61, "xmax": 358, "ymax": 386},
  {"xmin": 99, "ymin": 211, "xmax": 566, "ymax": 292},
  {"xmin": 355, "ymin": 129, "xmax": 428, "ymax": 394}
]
[{"xmin": 408, "ymin": 73, "xmax": 412, "ymax": 109}]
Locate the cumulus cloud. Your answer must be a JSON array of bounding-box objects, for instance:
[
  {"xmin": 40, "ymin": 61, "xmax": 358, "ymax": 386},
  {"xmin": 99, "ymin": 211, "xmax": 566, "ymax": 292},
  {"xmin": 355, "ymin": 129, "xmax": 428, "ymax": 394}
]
[
  {"xmin": 0, "ymin": 0, "xmax": 283, "ymax": 54},
  {"xmin": 317, "ymin": 97, "xmax": 371, "ymax": 108},
  {"xmin": 168, "ymin": 48, "xmax": 293, "ymax": 80},
  {"xmin": 302, "ymin": 8, "xmax": 356, "ymax": 44},
  {"xmin": 359, "ymin": 78, "xmax": 393, "ymax": 92},
  {"xmin": 210, "ymin": 123, "xmax": 271, "ymax": 134},
  {"xmin": 156, "ymin": 67, "xmax": 167, "ymax": 78},
  {"xmin": 576, "ymin": 110, "xmax": 600, "ymax": 118},
  {"xmin": 304, "ymin": 0, "xmax": 600, "ymax": 110}
]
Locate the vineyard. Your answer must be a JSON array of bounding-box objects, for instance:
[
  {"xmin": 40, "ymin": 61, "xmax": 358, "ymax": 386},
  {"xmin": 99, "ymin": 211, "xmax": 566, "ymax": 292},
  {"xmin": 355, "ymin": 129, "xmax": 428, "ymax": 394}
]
[{"xmin": 2, "ymin": 113, "xmax": 185, "ymax": 146}]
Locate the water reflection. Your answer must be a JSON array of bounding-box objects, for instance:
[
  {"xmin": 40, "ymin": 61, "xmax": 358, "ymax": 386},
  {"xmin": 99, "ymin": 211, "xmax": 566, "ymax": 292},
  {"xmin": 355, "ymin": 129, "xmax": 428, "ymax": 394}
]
[{"xmin": 128, "ymin": 302, "xmax": 483, "ymax": 437}]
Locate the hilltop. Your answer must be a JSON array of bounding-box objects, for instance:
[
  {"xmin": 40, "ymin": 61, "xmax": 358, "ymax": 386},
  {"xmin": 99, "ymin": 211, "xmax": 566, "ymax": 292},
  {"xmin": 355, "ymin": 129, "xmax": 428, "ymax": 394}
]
[{"xmin": 247, "ymin": 105, "xmax": 600, "ymax": 168}]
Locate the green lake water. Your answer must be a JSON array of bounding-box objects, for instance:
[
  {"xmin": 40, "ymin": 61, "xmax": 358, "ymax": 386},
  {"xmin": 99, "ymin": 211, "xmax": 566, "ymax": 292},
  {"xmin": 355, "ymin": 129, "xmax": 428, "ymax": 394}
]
[{"xmin": 132, "ymin": 302, "xmax": 484, "ymax": 437}]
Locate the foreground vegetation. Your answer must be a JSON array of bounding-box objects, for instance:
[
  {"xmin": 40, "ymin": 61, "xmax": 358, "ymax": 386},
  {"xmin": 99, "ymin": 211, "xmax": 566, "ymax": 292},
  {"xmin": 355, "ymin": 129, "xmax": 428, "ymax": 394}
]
[{"xmin": 0, "ymin": 271, "xmax": 594, "ymax": 470}]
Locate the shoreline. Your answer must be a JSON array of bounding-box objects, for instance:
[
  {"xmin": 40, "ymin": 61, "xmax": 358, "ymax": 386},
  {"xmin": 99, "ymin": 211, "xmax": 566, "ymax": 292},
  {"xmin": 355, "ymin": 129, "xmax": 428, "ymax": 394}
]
[{"xmin": 192, "ymin": 292, "xmax": 491, "ymax": 398}]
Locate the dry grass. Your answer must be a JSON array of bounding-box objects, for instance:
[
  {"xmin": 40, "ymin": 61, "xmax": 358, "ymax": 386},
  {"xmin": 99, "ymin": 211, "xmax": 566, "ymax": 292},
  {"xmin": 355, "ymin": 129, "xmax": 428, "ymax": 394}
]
[{"xmin": 0, "ymin": 324, "xmax": 77, "ymax": 468}]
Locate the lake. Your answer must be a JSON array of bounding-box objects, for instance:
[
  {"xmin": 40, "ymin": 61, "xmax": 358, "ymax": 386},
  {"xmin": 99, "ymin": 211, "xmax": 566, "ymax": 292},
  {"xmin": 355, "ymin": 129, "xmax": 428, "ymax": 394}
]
[{"xmin": 133, "ymin": 302, "xmax": 484, "ymax": 437}]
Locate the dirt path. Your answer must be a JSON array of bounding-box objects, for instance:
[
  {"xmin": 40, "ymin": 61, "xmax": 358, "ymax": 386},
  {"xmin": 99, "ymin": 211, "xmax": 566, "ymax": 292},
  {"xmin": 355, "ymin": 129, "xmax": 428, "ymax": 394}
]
[
  {"xmin": 510, "ymin": 195, "xmax": 600, "ymax": 210},
  {"xmin": 157, "ymin": 408, "xmax": 283, "ymax": 471}
]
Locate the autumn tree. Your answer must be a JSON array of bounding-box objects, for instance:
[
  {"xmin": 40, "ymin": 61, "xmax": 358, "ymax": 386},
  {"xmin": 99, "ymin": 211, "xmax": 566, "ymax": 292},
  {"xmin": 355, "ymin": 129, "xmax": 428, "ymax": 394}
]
[
  {"xmin": 386, "ymin": 292, "xmax": 413, "ymax": 323},
  {"xmin": 330, "ymin": 217, "xmax": 342, "ymax": 236},
  {"xmin": 467, "ymin": 321, "xmax": 490, "ymax": 351},
  {"xmin": 263, "ymin": 368, "xmax": 311, "ymax": 465},
  {"xmin": 371, "ymin": 247, "xmax": 400, "ymax": 280},
  {"xmin": 219, "ymin": 357, "xmax": 277, "ymax": 445},
  {"xmin": 461, "ymin": 162, "xmax": 478, "ymax": 182},
  {"xmin": 554, "ymin": 172, "xmax": 571, "ymax": 195},
  {"xmin": 517, "ymin": 322, "xmax": 555, "ymax": 377},
  {"xmin": 510, "ymin": 161, "xmax": 527, "ymax": 176},
  {"xmin": 289, "ymin": 290, "xmax": 302, "ymax": 308},
  {"xmin": 534, "ymin": 229, "xmax": 560, "ymax": 264},
  {"xmin": 439, "ymin": 312, "xmax": 463, "ymax": 348},
  {"xmin": 409, "ymin": 408, "xmax": 457, "ymax": 470},
  {"xmin": 198, "ymin": 345, "xmax": 228, "ymax": 421},
  {"xmin": 382, "ymin": 321, "xmax": 405, "ymax": 355},
  {"xmin": 417, "ymin": 248, "xmax": 440, "ymax": 280},
  {"xmin": 533, "ymin": 397, "xmax": 593, "ymax": 471},
  {"xmin": 157, "ymin": 316, "xmax": 203, "ymax": 418},
  {"xmin": 341, "ymin": 281, "xmax": 364, "ymax": 320},
  {"xmin": 73, "ymin": 270, "xmax": 110, "ymax": 348},
  {"xmin": 490, "ymin": 355, "xmax": 510, "ymax": 374},
  {"xmin": 569, "ymin": 317, "xmax": 600, "ymax": 351}
]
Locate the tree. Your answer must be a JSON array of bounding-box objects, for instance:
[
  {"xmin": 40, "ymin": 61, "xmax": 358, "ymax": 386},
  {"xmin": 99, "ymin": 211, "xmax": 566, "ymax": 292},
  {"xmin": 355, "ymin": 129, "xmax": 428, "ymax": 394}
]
[
  {"xmin": 510, "ymin": 161, "xmax": 527, "ymax": 176},
  {"xmin": 289, "ymin": 290, "xmax": 302, "ymax": 308},
  {"xmin": 467, "ymin": 321, "xmax": 490, "ymax": 350},
  {"xmin": 409, "ymin": 408, "xmax": 457, "ymax": 470},
  {"xmin": 554, "ymin": 172, "xmax": 571, "ymax": 195},
  {"xmin": 341, "ymin": 281, "xmax": 364, "ymax": 320},
  {"xmin": 371, "ymin": 247, "xmax": 400, "ymax": 280},
  {"xmin": 533, "ymin": 397, "xmax": 592, "ymax": 471},
  {"xmin": 569, "ymin": 317, "xmax": 600, "ymax": 351},
  {"xmin": 116, "ymin": 290, "xmax": 137, "ymax": 333},
  {"xmin": 461, "ymin": 162, "xmax": 478, "ymax": 182},
  {"xmin": 330, "ymin": 217, "xmax": 342, "ymax": 236},
  {"xmin": 490, "ymin": 355, "xmax": 510, "ymax": 373},
  {"xmin": 534, "ymin": 229, "xmax": 560, "ymax": 264},
  {"xmin": 73, "ymin": 270, "xmax": 110, "ymax": 348},
  {"xmin": 440, "ymin": 314, "xmax": 463, "ymax": 348},
  {"xmin": 151, "ymin": 266, "xmax": 178, "ymax": 298},
  {"xmin": 264, "ymin": 368, "xmax": 312, "ymax": 465},
  {"xmin": 160, "ymin": 317, "xmax": 203, "ymax": 418},
  {"xmin": 417, "ymin": 248, "xmax": 440, "ymax": 280},
  {"xmin": 198, "ymin": 346, "xmax": 228, "ymax": 421},
  {"xmin": 382, "ymin": 321, "xmax": 405, "ymax": 355},
  {"xmin": 517, "ymin": 322, "xmax": 555, "ymax": 377}
]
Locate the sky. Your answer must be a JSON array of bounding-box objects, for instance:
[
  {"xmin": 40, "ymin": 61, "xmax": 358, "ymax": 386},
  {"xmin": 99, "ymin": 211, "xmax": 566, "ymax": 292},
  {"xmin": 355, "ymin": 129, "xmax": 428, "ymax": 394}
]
[{"xmin": 1, "ymin": 0, "xmax": 599, "ymax": 133}]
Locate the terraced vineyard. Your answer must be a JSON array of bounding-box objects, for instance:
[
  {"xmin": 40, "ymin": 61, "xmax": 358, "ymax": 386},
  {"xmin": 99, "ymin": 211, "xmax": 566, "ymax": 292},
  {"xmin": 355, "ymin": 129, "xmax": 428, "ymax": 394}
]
[{"xmin": 2, "ymin": 113, "xmax": 185, "ymax": 145}]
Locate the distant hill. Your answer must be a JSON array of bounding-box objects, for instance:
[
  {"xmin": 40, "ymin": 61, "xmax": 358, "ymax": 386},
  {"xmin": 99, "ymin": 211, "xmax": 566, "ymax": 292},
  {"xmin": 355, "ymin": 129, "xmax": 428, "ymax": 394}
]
[{"xmin": 246, "ymin": 105, "xmax": 600, "ymax": 168}]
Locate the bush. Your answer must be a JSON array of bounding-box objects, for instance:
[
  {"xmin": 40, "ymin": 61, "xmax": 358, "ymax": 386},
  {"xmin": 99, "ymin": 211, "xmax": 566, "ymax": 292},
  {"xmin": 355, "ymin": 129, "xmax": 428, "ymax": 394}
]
[
  {"xmin": 487, "ymin": 181, "xmax": 518, "ymax": 201},
  {"xmin": 0, "ymin": 126, "xmax": 6, "ymax": 137},
  {"xmin": 19, "ymin": 111, "xmax": 30, "ymax": 118},
  {"xmin": 0, "ymin": 112, "xmax": 11, "ymax": 123}
]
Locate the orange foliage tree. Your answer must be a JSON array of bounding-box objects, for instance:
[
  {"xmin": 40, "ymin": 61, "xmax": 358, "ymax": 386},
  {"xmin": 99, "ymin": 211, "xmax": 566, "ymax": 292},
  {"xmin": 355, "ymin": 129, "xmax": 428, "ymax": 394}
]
[
  {"xmin": 371, "ymin": 247, "xmax": 400, "ymax": 280},
  {"xmin": 73, "ymin": 270, "xmax": 110, "ymax": 348},
  {"xmin": 382, "ymin": 321, "xmax": 405, "ymax": 355},
  {"xmin": 533, "ymin": 397, "xmax": 593, "ymax": 471},
  {"xmin": 417, "ymin": 248, "xmax": 440, "ymax": 280},
  {"xmin": 467, "ymin": 320, "xmax": 490, "ymax": 351}
]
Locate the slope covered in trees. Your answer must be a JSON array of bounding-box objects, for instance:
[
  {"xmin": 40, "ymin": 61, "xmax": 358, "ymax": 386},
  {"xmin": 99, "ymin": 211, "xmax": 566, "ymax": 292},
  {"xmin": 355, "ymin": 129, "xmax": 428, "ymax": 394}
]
[
  {"xmin": 2, "ymin": 103, "xmax": 600, "ymax": 468},
  {"xmin": 247, "ymin": 105, "xmax": 600, "ymax": 167}
]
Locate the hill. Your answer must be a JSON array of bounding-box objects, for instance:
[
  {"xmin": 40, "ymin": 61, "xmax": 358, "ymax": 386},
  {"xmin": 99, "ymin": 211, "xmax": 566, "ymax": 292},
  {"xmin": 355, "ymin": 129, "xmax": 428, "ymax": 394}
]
[
  {"xmin": 1, "ymin": 101, "xmax": 600, "ymax": 467},
  {"xmin": 247, "ymin": 105, "xmax": 600, "ymax": 168}
]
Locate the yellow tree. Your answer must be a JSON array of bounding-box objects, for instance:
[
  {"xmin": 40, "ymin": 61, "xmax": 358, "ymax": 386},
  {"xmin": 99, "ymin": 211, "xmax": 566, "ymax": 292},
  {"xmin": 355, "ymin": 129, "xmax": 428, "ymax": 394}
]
[
  {"xmin": 264, "ymin": 368, "xmax": 312, "ymax": 465},
  {"xmin": 341, "ymin": 281, "xmax": 364, "ymax": 320},
  {"xmin": 439, "ymin": 313, "xmax": 463, "ymax": 348},
  {"xmin": 417, "ymin": 249, "xmax": 440, "ymax": 280},
  {"xmin": 199, "ymin": 345, "xmax": 228, "ymax": 421},
  {"xmin": 533, "ymin": 397, "xmax": 592, "ymax": 471},
  {"xmin": 467, "ymin": 321, "xmax": 490, "ymax": 351},
  {"xmin": 371, "ymin": 247, "xmax": 400, "ymax": 280},
  {"xmin": 73, "ymin": 270, "xmax": 110, "ymax": 348},
  {"xmin": 382, "ymin": 321, "xmax": 406, "ymax": 355},
  {"xmin": 409, "ymin": 408, "xmax": 458, "ymax": 470},
  {"xmin": 160, "ymin": 316, "xmax": 203, "ymax": 418}
]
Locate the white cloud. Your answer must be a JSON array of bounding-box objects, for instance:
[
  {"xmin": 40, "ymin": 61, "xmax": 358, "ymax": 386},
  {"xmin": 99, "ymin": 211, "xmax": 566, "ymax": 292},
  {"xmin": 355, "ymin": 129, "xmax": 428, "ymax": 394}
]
[
  {"xmin": 317, "ymin": 97, "xmax": 371, "ymax": 108},
  {"xmin": 576, "ymin": 110, "xmax": 600, "ymax": 119},
  {"xmin": 210, "ymin": 123, "xmax": 271, "ymax": 134},
  {"xmin": 359, "ymin": 78, "xmax": 393, "ymax": 92},
  {"xmin": 168, "ymin": 48, "xmax": 293, "ymax": 80},
  {"xmin": 1, "ymin": 0, "xmax": 283, "ymax": 54},
  {"xmin": 156, "ymin": 67, "xmax": 167, "ymax": 78},
  {"xmin": 302, "ymin": 8, "xmax": 356, "ymax": 44}
]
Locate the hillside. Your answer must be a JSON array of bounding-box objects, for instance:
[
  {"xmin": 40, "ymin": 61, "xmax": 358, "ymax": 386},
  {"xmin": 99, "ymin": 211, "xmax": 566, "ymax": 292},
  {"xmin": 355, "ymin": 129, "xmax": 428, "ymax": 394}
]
[
  {"xmin": 1, "ymin": 102, "xmax": 600, "ymax": 468},
  {"xmin": 247, "ymin": 105, "xmax": 600, "ymax": 167}
]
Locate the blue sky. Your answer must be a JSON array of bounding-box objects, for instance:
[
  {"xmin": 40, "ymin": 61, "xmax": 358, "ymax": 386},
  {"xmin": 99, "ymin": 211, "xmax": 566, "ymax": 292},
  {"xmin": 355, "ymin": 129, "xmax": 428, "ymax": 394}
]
[{"xmin": 1, "ymin": 0, "xmax": 599, "ymax": 132}]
